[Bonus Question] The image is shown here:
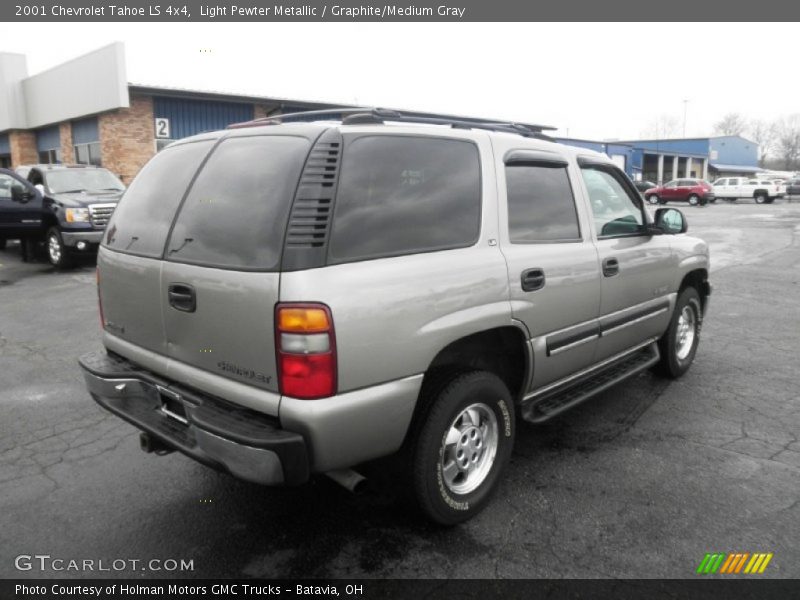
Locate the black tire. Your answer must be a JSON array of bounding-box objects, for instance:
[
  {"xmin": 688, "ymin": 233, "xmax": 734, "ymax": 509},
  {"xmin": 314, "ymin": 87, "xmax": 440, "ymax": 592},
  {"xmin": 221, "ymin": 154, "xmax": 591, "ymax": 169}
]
[
  {"xmin": 45, "ymin": 227, "xmax": 73, "ymax": 269},
  {"xmin": 765, "ymin": 197, "xmax": 775, "ymax": 204},
  {"xmin": 654, "ymin": 287, "xmax": 702, "ymax": 379},
  {"xmin": 410, "ymin": 370, "xmax": 515, "ymax": 525},
  {"xmin": 755, "ymin": 193, "xmax": 767, "ymax": 204},
  {"xmin": 647, "ymin": 195, "xmax": 660, "ymax": 205}
]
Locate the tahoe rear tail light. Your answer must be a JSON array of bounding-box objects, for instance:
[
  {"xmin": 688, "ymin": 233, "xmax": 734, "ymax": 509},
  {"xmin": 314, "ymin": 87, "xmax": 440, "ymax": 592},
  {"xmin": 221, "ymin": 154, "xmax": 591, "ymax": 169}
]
[{"xmin": 275, "ymin": 303, "xmax": 337, "ymax": 399}]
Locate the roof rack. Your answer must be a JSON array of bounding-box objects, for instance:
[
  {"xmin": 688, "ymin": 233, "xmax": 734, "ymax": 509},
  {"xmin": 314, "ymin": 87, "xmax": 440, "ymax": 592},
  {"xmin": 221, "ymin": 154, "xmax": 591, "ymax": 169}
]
[{"xmin": 228, "ymin": 107, "xmax": 556, "ymax": 139}]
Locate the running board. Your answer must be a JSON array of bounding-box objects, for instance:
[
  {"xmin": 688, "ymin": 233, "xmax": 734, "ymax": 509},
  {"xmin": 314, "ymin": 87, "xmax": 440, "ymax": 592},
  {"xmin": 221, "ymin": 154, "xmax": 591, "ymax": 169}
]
[{"xmin": 521, "ymin": 342, "xmax": 660, "ymax": 424}]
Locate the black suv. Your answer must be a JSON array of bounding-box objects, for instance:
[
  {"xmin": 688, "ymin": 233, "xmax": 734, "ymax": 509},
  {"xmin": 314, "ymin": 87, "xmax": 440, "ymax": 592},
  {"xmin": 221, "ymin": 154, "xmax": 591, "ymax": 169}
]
[{"xmin": 0, "ymin": 164, "xmax": 125, "ymax": 268}]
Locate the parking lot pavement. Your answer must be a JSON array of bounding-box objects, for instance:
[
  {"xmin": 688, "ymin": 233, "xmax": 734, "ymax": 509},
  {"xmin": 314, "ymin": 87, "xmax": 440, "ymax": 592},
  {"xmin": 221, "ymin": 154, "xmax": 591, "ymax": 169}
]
[{"xmin": 1, "ymin": 200, "xmax": 800, "ymax": 580}]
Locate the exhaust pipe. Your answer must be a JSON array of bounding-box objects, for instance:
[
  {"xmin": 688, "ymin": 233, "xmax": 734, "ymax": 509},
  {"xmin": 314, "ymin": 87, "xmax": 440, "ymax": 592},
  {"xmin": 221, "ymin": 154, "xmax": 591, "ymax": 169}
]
[
  {"xmin": 325, "ymin": 468, "xmax": 368, "ymax": 494},
  {"xmin": 139, "ymin": 432, "xmax": 174, "ymax": 456}
]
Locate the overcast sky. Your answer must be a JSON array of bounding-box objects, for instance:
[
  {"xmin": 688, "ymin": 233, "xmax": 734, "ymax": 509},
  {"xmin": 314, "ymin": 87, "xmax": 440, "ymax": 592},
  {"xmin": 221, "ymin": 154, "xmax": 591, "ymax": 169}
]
[{"xmin": 1, "ymin": 22, "xmax": 797, "ymax": 140}]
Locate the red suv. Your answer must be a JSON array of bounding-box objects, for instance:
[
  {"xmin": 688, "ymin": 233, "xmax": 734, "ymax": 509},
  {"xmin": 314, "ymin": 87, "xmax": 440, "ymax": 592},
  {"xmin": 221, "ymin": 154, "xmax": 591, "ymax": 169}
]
[{"xmin": 644, "ymin": 179, "xmax": 715, "ymax": 206}]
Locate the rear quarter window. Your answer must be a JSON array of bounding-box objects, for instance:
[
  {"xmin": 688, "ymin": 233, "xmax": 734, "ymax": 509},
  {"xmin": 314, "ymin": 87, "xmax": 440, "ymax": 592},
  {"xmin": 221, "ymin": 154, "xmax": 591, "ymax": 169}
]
[
  {"xmin": 103, "ymin": 140, "xmax": 214, "ymax": 257},
  {"xmin": 328, "ymin": 135, "xmax": 481, "ymax": 263}
]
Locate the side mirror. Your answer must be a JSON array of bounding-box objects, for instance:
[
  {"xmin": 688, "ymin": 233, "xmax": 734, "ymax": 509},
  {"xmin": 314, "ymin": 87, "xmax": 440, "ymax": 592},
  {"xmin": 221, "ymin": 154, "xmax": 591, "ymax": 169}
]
[
  {"xmin": 10, "ymin": 184, "xmax": 31, "ymax": 204},
  {"xmin": 654, "ymin": 208, "xmax": 687, "ymax": 234}
]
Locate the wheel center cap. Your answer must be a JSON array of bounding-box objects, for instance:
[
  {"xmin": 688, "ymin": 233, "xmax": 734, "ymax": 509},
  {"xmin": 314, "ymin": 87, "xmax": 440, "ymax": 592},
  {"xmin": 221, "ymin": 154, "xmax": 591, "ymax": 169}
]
[{"xmin": 455, "ymin": 426, "xmax": 483, "ymax": 471}]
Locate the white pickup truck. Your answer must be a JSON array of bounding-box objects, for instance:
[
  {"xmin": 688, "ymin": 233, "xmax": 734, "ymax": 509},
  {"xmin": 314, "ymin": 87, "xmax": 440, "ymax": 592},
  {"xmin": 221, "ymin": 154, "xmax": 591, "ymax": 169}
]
[{"xmin": 712, "ymin": 177, "xmax": 784, "ymax": 204}]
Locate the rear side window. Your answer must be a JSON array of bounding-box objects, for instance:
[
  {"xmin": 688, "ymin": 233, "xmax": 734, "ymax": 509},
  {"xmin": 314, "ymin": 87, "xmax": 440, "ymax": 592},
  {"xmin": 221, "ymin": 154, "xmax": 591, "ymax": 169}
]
[
  {"xmin": 506, "ymin": 164, "xmax": 580, "ymax": 242},
  {"xmin": 103, "ymin": 141, "xmax": 214, "ymax": 257},
  {"xmin": 328, "ymin": 136, "xmax": 481, "ymax": 262},
  {"xmin": 166, "ymin": 135, "xmax": 310, "ymax": 270}
]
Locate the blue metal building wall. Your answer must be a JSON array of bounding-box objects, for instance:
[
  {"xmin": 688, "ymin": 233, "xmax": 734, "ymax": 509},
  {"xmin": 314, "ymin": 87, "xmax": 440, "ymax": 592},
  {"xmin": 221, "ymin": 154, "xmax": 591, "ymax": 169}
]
[
  {"xmin": 0, "ymin": 133, "xmax": 9, "ymax": 155},
  {"xmin": 626, "ymin": 138, "xmax": 710, "ymax": 157},
  {"xmin": 630, "ymin": 148, "xmax": 645, "ymax": 175},
  {"xmin": 72, "ymin": 117, "xmax": 99, "ymax": 144},
  {"xmin": 153, "ymin": 97, "xmax": 254, "ymax": 139},
  {"xmin": 555, "ymin": 138, "xmax": 605, "ymax": 153},
  {"xmin": 710, "ymin": 136, "xmax": 758, "ymax": 166},
  {"xmin": 555, "ymin": 138, "xmax": 635, "ymax": 177},
  {"xmin": 36, "ymin": 125, "xmax": 60, "ymax": 151}
]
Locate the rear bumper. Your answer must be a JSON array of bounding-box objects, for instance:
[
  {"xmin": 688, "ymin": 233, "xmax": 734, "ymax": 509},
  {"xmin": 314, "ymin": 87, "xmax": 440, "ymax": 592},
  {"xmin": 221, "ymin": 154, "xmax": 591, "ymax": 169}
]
[
  {"xmin": 79, "ymin": 351, "xmax": 309, "ymax": 486},
  {"xmin": 62, "ymin": 230, "xmax": 104, "ymax": 247}
]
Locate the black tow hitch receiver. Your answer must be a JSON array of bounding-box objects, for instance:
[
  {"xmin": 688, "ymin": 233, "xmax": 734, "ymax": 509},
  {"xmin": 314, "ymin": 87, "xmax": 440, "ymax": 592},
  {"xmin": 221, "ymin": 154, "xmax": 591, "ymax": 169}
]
[{"xmin": 139, "ymin": 432, "xmax": 175, "ymax": 456}]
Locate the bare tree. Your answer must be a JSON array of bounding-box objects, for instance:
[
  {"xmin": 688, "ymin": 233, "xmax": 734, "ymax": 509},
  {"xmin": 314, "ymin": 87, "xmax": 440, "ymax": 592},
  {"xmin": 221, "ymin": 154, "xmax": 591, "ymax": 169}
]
[
  {"xmin": 641, "ymin": 115, "xmax": 680, "ymax": 139},
  {"xmin": 774, "ymin": 114, "xmax": 800, "ymax": 170},
  {"xmin": 713, "ymin": 113, "xmax": 748, "ymax": 136},
  {"xmin": 748, "ymin": 119, "xmax": 777, "ymax": 166}
]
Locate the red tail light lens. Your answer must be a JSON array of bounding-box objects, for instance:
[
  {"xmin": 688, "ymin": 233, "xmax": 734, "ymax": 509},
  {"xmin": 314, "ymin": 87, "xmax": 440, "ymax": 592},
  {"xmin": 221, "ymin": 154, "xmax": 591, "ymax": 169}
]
[
  {"xmin": 96, "ymin": 267, "xmax": 105, "ymax": 329},
  {"xmin": 276, "ymin": 303, "xmax": 337, "ymax": 399}
]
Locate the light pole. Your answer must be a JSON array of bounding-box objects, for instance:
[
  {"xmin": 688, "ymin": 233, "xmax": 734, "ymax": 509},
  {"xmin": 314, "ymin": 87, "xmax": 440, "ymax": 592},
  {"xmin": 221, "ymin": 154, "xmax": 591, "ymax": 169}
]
[{"xmin": 682, "ymin": 99, "xmax": 689, "ymax": 137}]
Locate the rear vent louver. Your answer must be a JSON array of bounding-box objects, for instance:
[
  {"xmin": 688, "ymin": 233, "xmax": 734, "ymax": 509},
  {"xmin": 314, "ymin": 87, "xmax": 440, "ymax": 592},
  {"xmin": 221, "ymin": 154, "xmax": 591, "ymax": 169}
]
[
  {"xmin": 286, "ymin": 141, "xmax": 341, "ymax": 248},
  {"xmin": 281, "ymin": 129, "xmax": 343, "ymax": 271}
]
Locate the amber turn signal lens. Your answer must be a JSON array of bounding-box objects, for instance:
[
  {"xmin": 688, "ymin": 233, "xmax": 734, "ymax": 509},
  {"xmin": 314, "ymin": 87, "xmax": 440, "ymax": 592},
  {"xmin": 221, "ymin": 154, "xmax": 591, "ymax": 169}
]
[{"xmin": 278, "ymin": 307, "xmax": 330, "ymax": 332}]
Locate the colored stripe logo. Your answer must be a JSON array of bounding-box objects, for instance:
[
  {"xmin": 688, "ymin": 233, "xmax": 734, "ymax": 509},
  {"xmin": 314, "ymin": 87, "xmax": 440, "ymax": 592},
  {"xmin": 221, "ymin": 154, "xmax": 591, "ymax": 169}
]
[{"xmin": 696, "ymin": 552, "xmax": 773, "ymax": 574}]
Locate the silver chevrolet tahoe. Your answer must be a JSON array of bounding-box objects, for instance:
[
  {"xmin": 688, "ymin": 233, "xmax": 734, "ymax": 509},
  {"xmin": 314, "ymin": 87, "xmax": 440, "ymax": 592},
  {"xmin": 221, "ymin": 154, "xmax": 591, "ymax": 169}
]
[{"xmin": 79, "ymin": 109, "xmax": 711, "ymax": 525}]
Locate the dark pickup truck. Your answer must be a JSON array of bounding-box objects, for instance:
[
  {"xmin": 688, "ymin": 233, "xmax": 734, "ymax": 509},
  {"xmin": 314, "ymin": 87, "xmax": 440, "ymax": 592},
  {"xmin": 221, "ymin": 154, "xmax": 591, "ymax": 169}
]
[{"xmin": 0, "ymin": 164, "xmax": 124, "ymax": 268}]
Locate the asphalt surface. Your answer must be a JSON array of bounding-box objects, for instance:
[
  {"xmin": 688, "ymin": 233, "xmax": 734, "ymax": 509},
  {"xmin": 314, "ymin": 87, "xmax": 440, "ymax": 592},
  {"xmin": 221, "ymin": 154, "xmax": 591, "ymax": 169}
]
[{"xmin": 1, "ymin": 199, "xmax": 799, "ymax": 579}]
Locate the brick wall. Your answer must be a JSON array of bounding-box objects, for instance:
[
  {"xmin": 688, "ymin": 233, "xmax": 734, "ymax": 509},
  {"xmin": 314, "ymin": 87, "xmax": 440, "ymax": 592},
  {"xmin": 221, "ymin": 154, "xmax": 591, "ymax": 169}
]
[
  {"xmin": 99, "ymin": 94, "xmax": 155, "ymax": 184},
  {"xmin": 9, "ymin": 131, "xmax": 37, "ymax": 167},
  {"xmin": 59, "ymin": 122, "xmax": 74, "ymax": 164}
]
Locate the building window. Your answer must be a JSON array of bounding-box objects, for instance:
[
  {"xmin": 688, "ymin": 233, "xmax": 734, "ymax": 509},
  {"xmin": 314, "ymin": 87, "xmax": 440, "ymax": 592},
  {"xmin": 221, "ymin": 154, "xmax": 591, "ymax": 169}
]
[
  {"xmin": 38, "ymin": 149, "xmax": 62, "ymax": 164},
  {"xmin": 74, "ymin": 142, "xmax": 102, "ymax": 166},
  {"xmin": 156, "ymin": 139, "xmax": 175, "ymax": 152}
]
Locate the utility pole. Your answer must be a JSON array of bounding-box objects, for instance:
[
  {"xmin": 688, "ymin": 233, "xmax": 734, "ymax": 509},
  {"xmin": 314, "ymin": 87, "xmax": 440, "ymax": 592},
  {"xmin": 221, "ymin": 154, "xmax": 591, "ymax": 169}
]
[{"xmin": 682, "ymin": 99, "xmax": 689, "ymax": 137}]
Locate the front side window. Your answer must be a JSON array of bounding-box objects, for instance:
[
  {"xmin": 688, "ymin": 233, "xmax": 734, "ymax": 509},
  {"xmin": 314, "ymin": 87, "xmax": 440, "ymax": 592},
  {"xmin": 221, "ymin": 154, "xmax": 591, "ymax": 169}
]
[
  {"xmin": 166, "ymin": 135, "xmax": 310, "ymax": 270},
  {"xmin": 581, "ymin": 167, "xmax": 645, "ymax": 238},
  {"xmin": 329, "ymin": 136, "xmax": 481, "ymax": 262},
  {"xmin": 506, "ymin": 164, "xmax": 580, "ymax": 243},
  {"xmin": 0, "ymin": 174, "xmax": 16, "ymax": 199},
  {"xmin": 714, "ymin": 179, "xmax": 727, "ymax": 186},
  {"xmin": 664, "ymin": 181, "xmax": 677, "ymax": 188}
]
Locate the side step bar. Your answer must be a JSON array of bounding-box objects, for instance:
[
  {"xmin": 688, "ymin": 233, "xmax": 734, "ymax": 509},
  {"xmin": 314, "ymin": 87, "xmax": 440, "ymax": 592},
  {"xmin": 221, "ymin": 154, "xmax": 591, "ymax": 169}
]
[{"xmin": 521, "ymin": 342, "xmax": 660, "ymax": 424}]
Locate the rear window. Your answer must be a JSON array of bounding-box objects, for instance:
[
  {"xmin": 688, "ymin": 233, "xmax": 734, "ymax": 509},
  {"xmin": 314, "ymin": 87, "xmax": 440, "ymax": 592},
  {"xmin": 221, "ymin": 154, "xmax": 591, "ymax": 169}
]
[
  {"xmin": 165, "ymin": 135, "xmax": 310, "ymax": 270},
  {"xmin": 328, "ymin": 136, "xmax": 481, "ymax": 262},
  {"xmin": 103, "ymin": 141, "xmax": 214, "ymax": 257}
]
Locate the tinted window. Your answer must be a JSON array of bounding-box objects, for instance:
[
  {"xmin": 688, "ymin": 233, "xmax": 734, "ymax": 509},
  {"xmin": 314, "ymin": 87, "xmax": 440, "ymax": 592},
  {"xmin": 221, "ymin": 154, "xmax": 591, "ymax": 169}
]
[
  {"xmin": 665, "ymin": 181, "xmax": 677, "ymax": 188},
  {"xmin": 581, "ymin": 167, "xmax": 645, "ymax": 237},
  {"xmin": 506, "ymin": 164, "xmax": 580, "ymax": 242},
  {"xmin": 166, "ymin": 135, "xmax": 310, "ymax": 270},
  {"xmin": 0, "ymin": 173, "xmax": 16, "ymax": 198},
  {"xmin": 329, "ymin": 136, "xmax": 480, "ymax": 262},
  {"xmin": 103, "ymin": 141, "xmax": 214, "ymax": 257},
  {"xmin": 714, "ymin": 179, "xmax": 727, "ymax": 186}
]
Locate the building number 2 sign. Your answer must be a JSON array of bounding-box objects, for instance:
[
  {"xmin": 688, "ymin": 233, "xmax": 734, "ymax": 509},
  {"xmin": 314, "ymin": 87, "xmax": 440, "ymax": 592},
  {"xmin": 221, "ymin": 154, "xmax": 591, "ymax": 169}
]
[{"xmin": 155, "ymin": 118, "xmax": 170, "ymax": 139}]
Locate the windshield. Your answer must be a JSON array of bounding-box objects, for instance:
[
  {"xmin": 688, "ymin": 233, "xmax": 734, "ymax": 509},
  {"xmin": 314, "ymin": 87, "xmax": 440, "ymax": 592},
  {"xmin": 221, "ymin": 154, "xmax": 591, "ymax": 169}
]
[{"xmin": 45, "ymin": 169, "xmax": 125, "ymax": 194}]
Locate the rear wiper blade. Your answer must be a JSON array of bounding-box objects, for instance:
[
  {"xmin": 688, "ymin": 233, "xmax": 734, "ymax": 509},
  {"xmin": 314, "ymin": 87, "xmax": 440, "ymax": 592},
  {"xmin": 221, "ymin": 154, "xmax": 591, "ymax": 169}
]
[{"xmin": 169, "ymin": 238, "xmax": 194, "ymax": 255}]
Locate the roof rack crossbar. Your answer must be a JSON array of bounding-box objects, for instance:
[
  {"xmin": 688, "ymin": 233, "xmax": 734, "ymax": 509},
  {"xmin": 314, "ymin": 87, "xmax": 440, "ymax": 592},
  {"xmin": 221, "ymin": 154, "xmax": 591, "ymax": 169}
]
[{"xmin": 228, "ymin": 107, "xmax": 555, "ymax": 139}]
